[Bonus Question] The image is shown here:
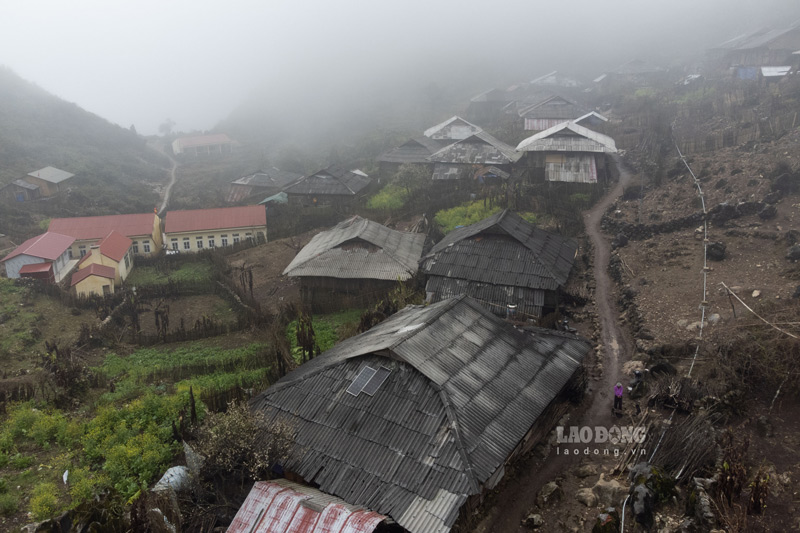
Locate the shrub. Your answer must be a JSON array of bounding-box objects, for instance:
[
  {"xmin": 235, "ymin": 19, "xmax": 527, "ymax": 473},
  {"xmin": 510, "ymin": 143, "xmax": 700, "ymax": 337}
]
[
  {"xmin": 10, "ymin": 453, "xmax": 33, "ymax": 469},
  {"xmin": 0, "ymin": 493, "xmax": 18, "ymax": 516},
  {"xmin": 30, "ymin": 482, "xmax": 59, "ymax": 520},
  {"xmin": 434, "ymin": 201, "xmax": 503, "ymax": 233},
  {"xmin": 367, "ymin": 184, "xmax": 409, "ymax": 210},
  {"xmin": 30, "ymin": 412, "xmax": 68, "ymax": 448}
]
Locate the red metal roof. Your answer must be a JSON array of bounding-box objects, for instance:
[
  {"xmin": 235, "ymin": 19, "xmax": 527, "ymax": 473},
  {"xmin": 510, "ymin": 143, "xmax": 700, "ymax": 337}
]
[
  {"xmin": 165, "ymin": 205, "xmax": 266, "ymax": 234},
  {"xmin": 1, "ymin": 232, "xmax": 75, "ymax": 263},
  {"xmin": 49, "ymin": 214, "xmax": 158, "ymax": 241},
  {"xmin": 226, "ymin": 480, "xmax": 386, "ymax": 533},
  {"xmin": 18, "ymin": 262, "xmax": 52, "ymax": 274},
  {"xmin": 176, "ymin": 134, "xmax": 232, "ymax": 149},
  {"xmin": 71, "ymin": 263, "xmax": 116, "ymax": 286}
]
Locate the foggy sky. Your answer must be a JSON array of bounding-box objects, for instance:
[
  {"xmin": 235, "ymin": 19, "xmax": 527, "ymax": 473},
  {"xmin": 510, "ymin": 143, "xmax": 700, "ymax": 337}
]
[{"xmin": 2, "ymin": 0, "xmax": 799, "ymax": 135}]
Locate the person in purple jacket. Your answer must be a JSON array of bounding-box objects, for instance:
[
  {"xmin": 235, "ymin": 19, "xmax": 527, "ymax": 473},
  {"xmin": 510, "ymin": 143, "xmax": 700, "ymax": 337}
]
[{"xmin": 613, "ymin": 382, "xmax": 624, "ymax": 413}]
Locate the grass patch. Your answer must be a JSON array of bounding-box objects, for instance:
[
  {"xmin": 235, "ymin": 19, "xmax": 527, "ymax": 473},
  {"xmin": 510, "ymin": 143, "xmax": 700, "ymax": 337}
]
[
  {"xmin": 367, "ymin": 183, "xmax": 409, "ymax": 210},
  {"xmin": 126, "ymin": 261, "xmax": 213, "ymax": 286},
  {"xmin": 434, "ymin": 201, "xmax": 504, "ymax": 233}
]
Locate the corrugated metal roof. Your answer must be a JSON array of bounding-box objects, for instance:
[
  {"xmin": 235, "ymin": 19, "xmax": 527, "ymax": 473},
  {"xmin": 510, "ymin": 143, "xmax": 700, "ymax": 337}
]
[
  {"xmin": 27, "ymin": 166, "xmax": 74, "ymax": 184},
  {"xmin": 18, "ymin": 262, "xmax": 52, "ymax": 274},
  {"xmin": 761, "ymin": 66, "xmax": 791, "ymax": 76},
  {"xmin": 49, "ymin": 214, "xmax": 158, "ymax": 241},
  {"xmin": 164, "ymin": 205, "xmax": 266, "ymax": 234},
  {"xmin": 71, "ymin": 263, "xmax": 116, "ymax": 286},
  {"xmin": 427, "ymin": 132, "xmax": 520, "ymax": 165},
  {"xmin": 227, "ymin": 479, "xmax": 387, "ymax": 533},
  {"xmin": 284, "ymin": 166, "xmax": 372, "ymax": 197},
  {"xmin": 227, "ymin": 168, "xmax": 303, "ymax": 203},
  {"xmin": 284, "ymin": 216, "xmax": 425, "ymax": 280},
  {"xmin": 1, "ymin": 232, "xmax": 75, "ymax": 263},
  {"xmin": 423, "ymin": 116, "xmax": 482, "ymax": 140},
  {"xmin": 574, "ymin": 111, "xmax": 608, "ymax": 124},
  {"xmin": 12, "ymin": 179, "xmax": 38, "ymax": 191},
  {"xmin": 250, "ymin": 296, "xmax": 590, "ymax": 533},
  {"xmin": 95, "ymin": 230, "xmax": 132, "ymax": 262},
  {"xmin": 517, "ymin": 95, "xmax": 585, "ymax": 120},
  {"xmin": 378, "ymin": 137, "xmax": 450, "ymax": 164},
  {"xmin": 516, "ymin": 122, "xmax": 617, "ymax": 153}
]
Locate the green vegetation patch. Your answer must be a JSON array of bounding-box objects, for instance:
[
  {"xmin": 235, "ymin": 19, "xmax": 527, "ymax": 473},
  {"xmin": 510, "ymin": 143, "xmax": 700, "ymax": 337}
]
[
  {"xmin": 286, "ymin": 308, "xmax": 363, "ymax": 363},
  {"xmin": 434, "ymin": 201, "xmax": 504, "ymax": 233},
  {"xmin": 367, "ymin": 183, "xmax": 409, "ymax": 210},
  {"xmin": 126, "ymin": 261, "xmax": 213, "ymax": 286}
]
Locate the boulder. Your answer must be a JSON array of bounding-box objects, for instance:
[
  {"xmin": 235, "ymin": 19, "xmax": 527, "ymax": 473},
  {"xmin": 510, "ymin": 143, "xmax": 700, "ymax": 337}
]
[
  {"xmin": 536, "ymin": 481, "xmax": 563, "ymax": 507},
  {"xmin": 787, "ymin": 245, "xmax": 800, "ymax": 260},
  {"xmin": 522, "ymin": 513, "xmax": 544, "ymax": 529},
  {"xmin": 707, "ymin": 313, "xmax": 721, "ymax": 325},
  {"xmin": 706, "ymin": 241, "xmax": 726, "ymax": 261},
  {"xmin": 758, "ymin": 204, "xmax": 777, "ymax": 220},
  {"xmin": 630, "ymin": 484, "xmax": 655, "ymax": 529},
  {"xmin": 575, "ymin": 464, "xmax": 598, "ymax": 479},
  {"xmin": 576, "ymin": 487, "xmax": 598, "ymax": 507},
  {"xmin": 772, "ymin": 172, "xmax": 799, "ymax": 193},
  {"xmin": 785, "ymin": 229, "xmax": 800, "ymax": 245},
  {"xmin": 764, "ymin": 191, "xmax": 783, "ymax": 204},
  {"xmin": 592, "ymin": 475, "xmax": 625, "ymax": 507}
]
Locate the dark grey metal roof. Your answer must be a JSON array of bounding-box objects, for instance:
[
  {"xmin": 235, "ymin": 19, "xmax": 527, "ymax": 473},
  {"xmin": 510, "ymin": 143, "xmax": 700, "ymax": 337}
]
[
  {"xmin": 425, "ymin": 276, "xmax": 544, "ymax": 317},
  {"xmin": 284, "ymin": 166, "xmax": 372, "ymax": 197},
  {"xmin": 378, "ymin": 137, "xmax": 451, "ymax": 164},
  {"xmin": 250, "ymin": 296, "xmax": 590, "ymax": 533},
  {"xmin": 230, "ymin": 167, "xmax": 304, "ymax": 189},
  {"xmin": 428, "ymin": 132, "xmax": 520, "ymax": 165},
  {"xmin": 283, "ymin": 216, "xmax": 425, "ymax": 280},
  {"xmin": 423, "ymin": 209, "xmax": 576, "ymax": 287}
]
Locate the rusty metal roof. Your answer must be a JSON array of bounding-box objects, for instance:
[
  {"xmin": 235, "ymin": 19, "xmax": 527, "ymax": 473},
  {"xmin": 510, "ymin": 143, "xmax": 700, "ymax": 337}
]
[
  {"xmin": 227, "ymin": 479, "xmax": 387, "ymax": 533},
  {"xmin": 250, "ymin": 296, "xmax": 590, "ymax": 533},
  {"xmin": 284, "ymin": 166, "xmax": 371, "ymax": 197},
  {"xmin": 283, "ymin": 216, "xmax": 424, "ymax": 280},
  {"xmin": 516, "ymin": 122, "xmax": 617, "ymax": 153}
]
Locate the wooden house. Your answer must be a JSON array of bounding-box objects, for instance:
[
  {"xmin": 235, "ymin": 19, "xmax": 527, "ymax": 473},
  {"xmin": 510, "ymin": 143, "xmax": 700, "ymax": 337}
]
[
  {"xmin": 1, "ymin": 232, "xmax": 75, "ymax": 283},
  {"xmin": 427, "ymin": 131, "xmax": 520, "ymax": 182},
  {"xmin": 515, "ymin": 122, "xmax": 617, "ymax": 185},
  {"xmin": 49, "ymin": 213, "xmax": 163, "ymax": 259},
  {"xmin": 283, "ymin": 215, "xmax": 425, "ymax": 312},
  {"xmin": 283, "ymin": 166, "xmax": 372, "ymax": 209},
  {"xmin": 164, "ymin": 205, "xmax": 267, "ymax": 252},
  {"xmin": 707, "ymin": 27, "xmax": 800, "ymax": 73},
  {"xmin": 518, "ymin": 95, "xmax": 588, "ymax": 132},
  {"xmin": 0, "ymin": 180, "xmax": 41, "ymax": 202},
  {"xmin": 22, "ymin": 167, "xmax": 74, "ymax": 197},
  {"xmin": 420, "ymin": 210, "xmax": 577, "ymax": 319},
  {"xmin": 250, "ymin": 295, "xmax": 590, "ymax": 533}
]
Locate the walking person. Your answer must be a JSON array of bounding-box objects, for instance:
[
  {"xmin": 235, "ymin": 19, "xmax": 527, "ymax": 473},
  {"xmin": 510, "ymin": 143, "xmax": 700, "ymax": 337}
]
[{"xmin": 613, "ymin": 381, "xmax": 624, "ymax": 415}]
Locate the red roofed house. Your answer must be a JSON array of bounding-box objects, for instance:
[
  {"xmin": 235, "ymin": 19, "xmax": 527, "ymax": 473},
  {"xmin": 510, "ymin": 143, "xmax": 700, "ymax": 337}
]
[
  {"xmin": 164, "ymin": 205, "xmax": 267, "ymax": 252},
  {"xmin": 1, "ymin": 232, "xmax": 75, "ymax": 282},
  {"xmin": 76, "ymin": 231, "xmax": 133, "ymax": 284},
  {"xmin": 48, "ymin": 213, "xmax": 163, "ymax": 259},
  {"xmin": 70, "ymin": 264, "xmax": 117, "ymax": 297},
  {"xmin": 171, "ymin": 134, "xmax": 235, "ymax": 157}
]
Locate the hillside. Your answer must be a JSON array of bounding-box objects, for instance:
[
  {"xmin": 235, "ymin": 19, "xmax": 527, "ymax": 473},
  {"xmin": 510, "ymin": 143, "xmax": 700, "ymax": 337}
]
[{"xmin": 0, "ymin": 67, "xmax": 171, "ymax": 239}]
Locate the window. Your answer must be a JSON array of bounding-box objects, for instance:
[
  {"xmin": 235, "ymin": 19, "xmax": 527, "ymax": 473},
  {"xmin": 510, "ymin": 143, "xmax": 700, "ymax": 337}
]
[
  {"xmin": 221, "ymin": 234, "xmax": 228, "ymax": 247},
  {"xmin": 143, "ymin": 240, "xmax": 151, "ymax": 253},
  {"xmin": 124, "ymin": 254, "xmax": 130, "ymax": 269},
  {"xmin": 208, "ymin": 237, "xmax": 215, "ymax": 248},
  {"xmin": 183, "ymin": 237, "xmax": 191, "ymax": 250},
  {"xmin": 171, "ymin": 238, "xmax": 178, "ymax": 250},
  {"xmin": 132, "ymin": 241, "xmax": 139, "ymax": 254},
  {"xmin": 245, "ymin": 232, "xmax": 253, "ymax": 242},
  {"xmin": 196, "ymin": 237, "xmax": 203, "ymax": 249},
  {"xmin": 79, "ymin": 245, "xmax": 87, "ymax": 257},
  {"xmin": 233, "ymin": 233, "xmax": 240, "ymax": 244},
  {"xmin": 68, "ymin": 249, "xmax": 74, "ymax": 260}
]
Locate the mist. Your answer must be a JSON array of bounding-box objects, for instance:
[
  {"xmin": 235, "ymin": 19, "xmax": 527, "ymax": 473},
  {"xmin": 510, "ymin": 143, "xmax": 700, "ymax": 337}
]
[{"xmin": 2, "ymin": 0, "xmax": 799, "ymax": 136}]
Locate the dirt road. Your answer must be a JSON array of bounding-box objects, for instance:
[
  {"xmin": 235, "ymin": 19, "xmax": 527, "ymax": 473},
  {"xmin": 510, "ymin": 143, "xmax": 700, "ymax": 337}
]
[{"xmin": 474, "ymin": 155, "xmax": 635, "ymax": 532}]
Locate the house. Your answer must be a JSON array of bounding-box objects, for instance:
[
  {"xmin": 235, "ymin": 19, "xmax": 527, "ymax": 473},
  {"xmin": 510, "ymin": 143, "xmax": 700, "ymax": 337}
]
[
  {"xmin": 0, "ymin": 180, "xmax": 41, "ymax": 202},
  {"xmin": 529, "ymin": 70, "xmax": 581, "ymax": 88},
  {"xmin": 22, "ymin": 167, "xmax": 74, "ymax": 197},
  {"xmin": 466, "ymin": 88, "xmax": 511, "ymax": 124},
  {"xmin": 1, "ymin": 232, "xmax": 75, "ymax": 282},
  {"xmin": 283, "ymin": 215, "xmax": 425, "ymax": 312},
  {"xmin": 250, "ymin": 295, "xmax": 591, "ymax": 533},
  {"xmin": 518, "ymin": 95, "xmax": 588, "ymax": 131},
  {"xmin": 707, "ymin": 27, "xmax": 800, "ymax": 73},
  {"xmin": 427, "ymin": 131, "xmax": 520, "ymax": 181},
  {"xmin": 49, "ymin": 213, "xmax": 163, "ymax": 259},
  {"xmin": 283, "ymin": 166, "xmax": 372, "ymax": 208},
  {"xmin": 164, "ymin": 205, "xmax": 267, "ymax": 252},
  {"xmin": 227, "ymin": 479, "xmax": 391, "ymax": 533},
  {"xmin": 226, "ymin": 167, "xmax": 304, "ymax": 203},
  {"xmin": 171, "ymin": 134, "xmax": 235, "ymax": 157},
  {"xmin": 423, "ymin": 115, "xmax": 483, "ymax": 140},
  {"xmin": 70, "ymin": 264, "xmax": 117, "ymax": 298},
  {"xmin": 75, "ymin": 230, "xmax": 133, "ymax": 285},
  {"xmin": 515, "ymin": 122, "xmax": 617, "ymax": 184},
  {"xmin": 420, "ymin": 210, "xmax": 577, "ymax": 319},
  {"xmin": 377, "ymin": 136, "xmax": 450, "ymax": 180}
]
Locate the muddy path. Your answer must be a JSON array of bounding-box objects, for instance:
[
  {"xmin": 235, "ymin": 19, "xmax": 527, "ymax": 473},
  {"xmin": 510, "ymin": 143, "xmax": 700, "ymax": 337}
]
[{"xmin": 474, "ymin": 155, "xmax": 635, "ymax": 532}]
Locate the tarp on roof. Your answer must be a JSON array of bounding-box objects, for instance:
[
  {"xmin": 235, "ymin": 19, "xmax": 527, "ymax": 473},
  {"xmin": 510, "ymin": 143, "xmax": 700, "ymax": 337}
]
[{"xmin": 227, "ymin": 479, "xmax": 387, "ymax": 533}]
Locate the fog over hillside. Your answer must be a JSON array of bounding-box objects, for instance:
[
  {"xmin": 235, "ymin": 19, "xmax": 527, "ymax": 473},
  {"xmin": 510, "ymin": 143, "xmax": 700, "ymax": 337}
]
[{"xmin": 1, "ymin": 0, "xmax": 799, "ymax": 136}]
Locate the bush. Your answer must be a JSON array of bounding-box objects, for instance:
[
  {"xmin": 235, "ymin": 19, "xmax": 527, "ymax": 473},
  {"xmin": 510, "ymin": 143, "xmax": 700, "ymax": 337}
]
[
  {"xmin": 30, "ymin": 412, "xmax": 68, "ymax": 448},
  {"xmin": 10, "ymin": 453, "xmax": 33, "ymax": 469},
  {"xmin": 30, "ymin": 482, "xmax": 59, "ymax": 520},
  {"xmin": 434, "ymin": 201, "xmax": 503, "ymax": 233},
  {"xmin": 367, "ymin": 184, "xmax": 409, "ymax": 210},
  {"xmin": 0, "ymin": 493, "xmax": 18, "ymax": 516}
]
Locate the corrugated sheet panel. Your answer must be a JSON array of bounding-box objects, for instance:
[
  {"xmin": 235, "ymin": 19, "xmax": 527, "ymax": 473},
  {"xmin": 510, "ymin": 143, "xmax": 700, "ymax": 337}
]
[
  {"xmin": 227, "ymin": 479, "xmax": 386, "ymax": 533},
  {"xmin": 524, "ymin": 118, "xmax": 566, "ymax": 131},
  {"xmin": 284, "ymin": 216, "xmax": 425, "ymax": 279},
  {"xmin": 516, "ymin": 122, "xmax": 617, "ymax": 153},
  {"xmin": 425, "ymin": 276, "xmax": 544, "ymax": 317},
  {"xmin": 423, "ymin": 116, "xmax": 482, "ymax": 140},
  {"xmin": 285, "ymin": 166, "xmax": 371, "ymax": 197},
  {"xmin": 427, "ymin": 132, "xmax": 520, "ymax": 165},
  {"xmin": 379, "ymin": 137, "xmax": 450, "ymax": 164},
  {"xmin": 250, "ymin": 296, "xmax": 590, "ymax": 533}
]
